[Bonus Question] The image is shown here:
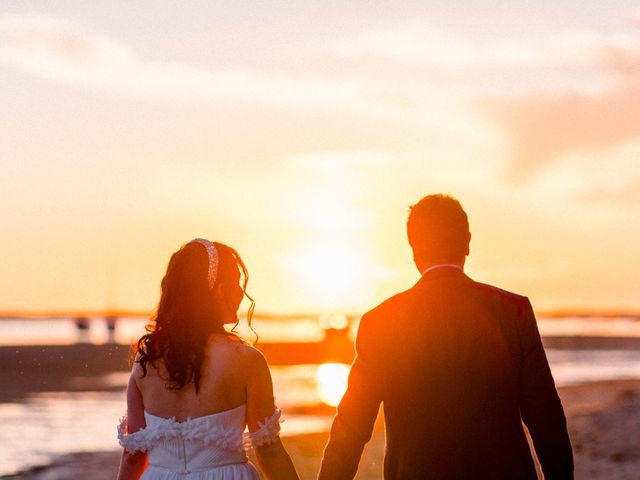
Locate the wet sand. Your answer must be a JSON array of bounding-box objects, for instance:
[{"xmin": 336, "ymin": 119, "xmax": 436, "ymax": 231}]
[{"xmin": 3, "ymin": 379, "xmax": 640, "ymax": 479}]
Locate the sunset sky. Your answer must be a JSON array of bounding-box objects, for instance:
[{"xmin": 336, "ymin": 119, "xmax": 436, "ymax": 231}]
[{"xmin": 1, "ymin": 1, "xmax": 639, "ymax": 314}]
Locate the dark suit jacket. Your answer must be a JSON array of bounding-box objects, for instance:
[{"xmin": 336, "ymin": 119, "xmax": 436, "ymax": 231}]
[{"xmin": 319, "ymin": 268, "xmax": 573, "ymax": 480}]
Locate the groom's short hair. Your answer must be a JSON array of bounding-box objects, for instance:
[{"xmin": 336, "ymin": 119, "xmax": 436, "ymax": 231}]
[{"xmin": 407, "ymin": 194, "xmax": 470, "ymax": 260}]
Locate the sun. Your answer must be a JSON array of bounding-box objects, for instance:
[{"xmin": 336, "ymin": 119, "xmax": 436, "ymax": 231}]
[
  {"xmin": 280, "ymin": 241, "xmax": 372, "ymax": 311},
  {"xmin": 275, "ymin": 152, "xmax": 386, "ymax": 312},
  {"xmin": 317, "ymin": 363, "xmax": 350, "ymax": 407}
]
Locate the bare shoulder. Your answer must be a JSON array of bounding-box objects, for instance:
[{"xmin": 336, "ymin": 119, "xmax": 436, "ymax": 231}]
[
  {"xmin": 204, "ymin": 336, "xmax": 268, "ymax": 374},
  {"xmin": 131, "ymin": 360, "xmax": 144, "ymax": 376},
  {"xmin": 235, "ymin": 343, "xmax": 269, "ymax": 370},
  {"xmin": 129, "ymin": 354, "xmax": 150, "ymax": 392},
  {"xmin": 228, "ymin": 344, "xmax": 271, "ymax": 387}
]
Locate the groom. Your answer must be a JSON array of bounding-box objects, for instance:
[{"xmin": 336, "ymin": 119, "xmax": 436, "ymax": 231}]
[{"xmin": 318, "ymin": 194, "xmax": 573, "ymax": 479}]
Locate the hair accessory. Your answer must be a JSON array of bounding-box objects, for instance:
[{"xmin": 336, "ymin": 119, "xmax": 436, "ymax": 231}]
[{"xmin": 192, "ymin": 238, "xmax": 219, "ymax": 289}]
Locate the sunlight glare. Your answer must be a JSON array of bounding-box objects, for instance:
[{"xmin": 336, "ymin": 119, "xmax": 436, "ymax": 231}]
[
  {"xmin": 317, "ymin": 363, "xmax": 350, "ymax": 407},
  {"xmin": 319, "ymin": 313, "xmax": 349, "ymax": 330},
  {"xmin": 282, "ymin": 243, "xmax": 369, "ymax": 309}
]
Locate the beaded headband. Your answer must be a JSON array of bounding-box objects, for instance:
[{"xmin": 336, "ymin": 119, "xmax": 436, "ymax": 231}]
[{"xmin": 192, "ymin": 238, "xmax": 219, "ymax": 289}]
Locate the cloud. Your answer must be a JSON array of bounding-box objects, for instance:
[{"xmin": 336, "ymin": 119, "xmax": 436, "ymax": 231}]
[
  {"xmin": 506, "ymin": 134, "xmax": 640, "ymax": 203},
  {"xmin": 0, "ymin": 14, "xmax": 361, "ymax": 109},
  {"xmin": 289, "ymin": 150, "xmax": 390, "ymax": 170},
  {"xmin": 338, "ymin": 19, "xmax": 640, "ymax": 74},
  {"xmin": 334, "ymin": 17, "xmax": 640, "ymax": 179},
  {"xmin": 0, "ymin": 15, "xmax": 492, "ymax": 116},
  {"xmin": 481, "ymin": 85, "xmax": 640, "ymax": 179},
  {"xmin": 6, "ymin": 13, "xmax": 637, "ymax": 182},
  {"xmin": 0, "ymin": 16, "xmax": 134, "ymax": 80},
  {"xmin": 579, "ymin": 181, "xmax": 640, "ymax": 204},
  {"xmin": 570, "ymin": 140, "xmax": 640, "ymax": 205},
  {"xmin": 0, "ymin": 14, "xmax": 505, "ymax": 142},
  {"xmin": 336, "ymin": 18, "xmax": 640, "ymax": 103},
  {"xmin": 426, "ymin": 19, "xmax": 640, "ymax": 179}
]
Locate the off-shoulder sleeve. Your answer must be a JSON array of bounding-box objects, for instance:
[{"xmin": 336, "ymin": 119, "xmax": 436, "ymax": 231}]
[
  {"xmin": 117, "ymin": 415, "xmax": 151, "ymax": 453},
  {"xmin": 244, "ymin": 408, "xmax": 282, "ymax": 448}
]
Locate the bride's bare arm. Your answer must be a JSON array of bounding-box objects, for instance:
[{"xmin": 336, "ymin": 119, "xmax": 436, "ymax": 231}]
[
  {"xmin": 117, "ymin": 449, "xmax": 147, "ymax": 480},
  {"xmin": 254, "ymin": 438, "xmax": 299, "ymax": 480},
  {"xmin": 117, "ymin": 368, "xmax": 148, "ymax": 480},
  {"xmin": 245, "ymin": 348, "xmax": 299, "ymax": 480}
]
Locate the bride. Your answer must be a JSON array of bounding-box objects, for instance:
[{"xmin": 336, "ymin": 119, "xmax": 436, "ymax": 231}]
[{"xmin": 116, "ymin": 239, "xmax": 299, "ymax": 479}]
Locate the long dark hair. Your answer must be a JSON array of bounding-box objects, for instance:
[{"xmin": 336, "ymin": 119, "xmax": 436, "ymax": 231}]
[{"xmin": 136, "ymin": 240, "xmax": 255, "ymax": 392}]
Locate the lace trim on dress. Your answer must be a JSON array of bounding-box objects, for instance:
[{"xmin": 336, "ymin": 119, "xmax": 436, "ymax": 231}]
[
  {"xmin": 117, "ymin": 416, "xmax": 148, "ymax": 453},
  {"xmin": 244, "ymin": 408, "xmax": 282, "ymax": 448},
  {"xmin": 117, "ymin": 415, "xmax": 245, "ymax": 453},
  {"xmin": 117, "ymin": 408, "xmax": 282, "ymax": 453}
]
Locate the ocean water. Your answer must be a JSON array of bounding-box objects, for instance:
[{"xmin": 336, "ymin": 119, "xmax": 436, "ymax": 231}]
[
  {"xmin": 2, "ymin": 314, "xmax": 640, "ymax": 347},
  {"xmin": 0, "ymin": 363, "xmax": 343, "ymax": 476},
  {"xmin": 0, "ymin": 316, "xmax": 328, "ymax": 346},
  {"xmin": 2, "ymin": 315, "xmax": 640, "ymax": 476}
]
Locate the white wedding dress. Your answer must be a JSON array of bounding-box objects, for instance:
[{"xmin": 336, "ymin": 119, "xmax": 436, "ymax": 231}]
[{"xmin": 118, "ymin": 404, "xmax": 281, "ymax": 479}]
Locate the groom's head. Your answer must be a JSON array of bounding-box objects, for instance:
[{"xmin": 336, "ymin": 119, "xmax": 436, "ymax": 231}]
[{"xmin": 407, "ymin": 194, "xmax": 471, "ymax": 271}]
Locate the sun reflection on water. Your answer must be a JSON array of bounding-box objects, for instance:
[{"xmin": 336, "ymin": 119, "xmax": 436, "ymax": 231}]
[{"xmin": 317, "ymin": 363, "xmax": 349, "ymax": 407}]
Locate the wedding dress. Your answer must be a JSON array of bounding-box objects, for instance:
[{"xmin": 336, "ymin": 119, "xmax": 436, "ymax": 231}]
[{"xmin": 118, "ymin": 404, "xmax": 281, "ymax": 479}]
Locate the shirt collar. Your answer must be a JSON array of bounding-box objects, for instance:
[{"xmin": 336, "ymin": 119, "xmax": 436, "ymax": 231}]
[{"xmin": 421, "ymin": 263, "xmax": 464, "ymax": 276}]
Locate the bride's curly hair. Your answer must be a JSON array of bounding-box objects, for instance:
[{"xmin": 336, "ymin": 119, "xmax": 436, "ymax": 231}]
[{"xmin": 136, "ymin": 240, "xmax": 255, "ymax": 392}]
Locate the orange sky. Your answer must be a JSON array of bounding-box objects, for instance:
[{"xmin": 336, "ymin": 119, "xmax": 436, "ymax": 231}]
[{"xmin": 1, "ymin": 3, "xmax": 639, "ymax": 314}]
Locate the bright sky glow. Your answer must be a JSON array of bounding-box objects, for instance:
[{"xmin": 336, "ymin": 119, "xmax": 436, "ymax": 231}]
[
  {"xmin": 317, "ymin": 363, "xmax": 350, "ymax": 407},
  {"xmin": 1, "ymin": 2, "xmax": 639, "ymax": 314}
]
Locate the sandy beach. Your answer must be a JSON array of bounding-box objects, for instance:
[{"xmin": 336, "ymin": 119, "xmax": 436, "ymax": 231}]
[
  {"xmin": 2, "ymin": 344, "xmax": 640, "ymax": 479},
  {"xmin": 3, "ymin": 379, "xmax": 639, "ymax": 479}
]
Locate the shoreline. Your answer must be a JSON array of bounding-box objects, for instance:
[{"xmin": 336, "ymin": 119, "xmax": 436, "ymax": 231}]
[
  {"xmin": 3, "ymin": 379, "xmax": 640, "ymax": 480},
  {"xmin": 3, "ymin": 335, "xmax": 638, "ymax": 399}
]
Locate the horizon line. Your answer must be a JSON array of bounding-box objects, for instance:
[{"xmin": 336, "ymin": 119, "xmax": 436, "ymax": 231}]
[{"xmin": 1, "ymin": 308, "xmax": 639, "ymax": 320}]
